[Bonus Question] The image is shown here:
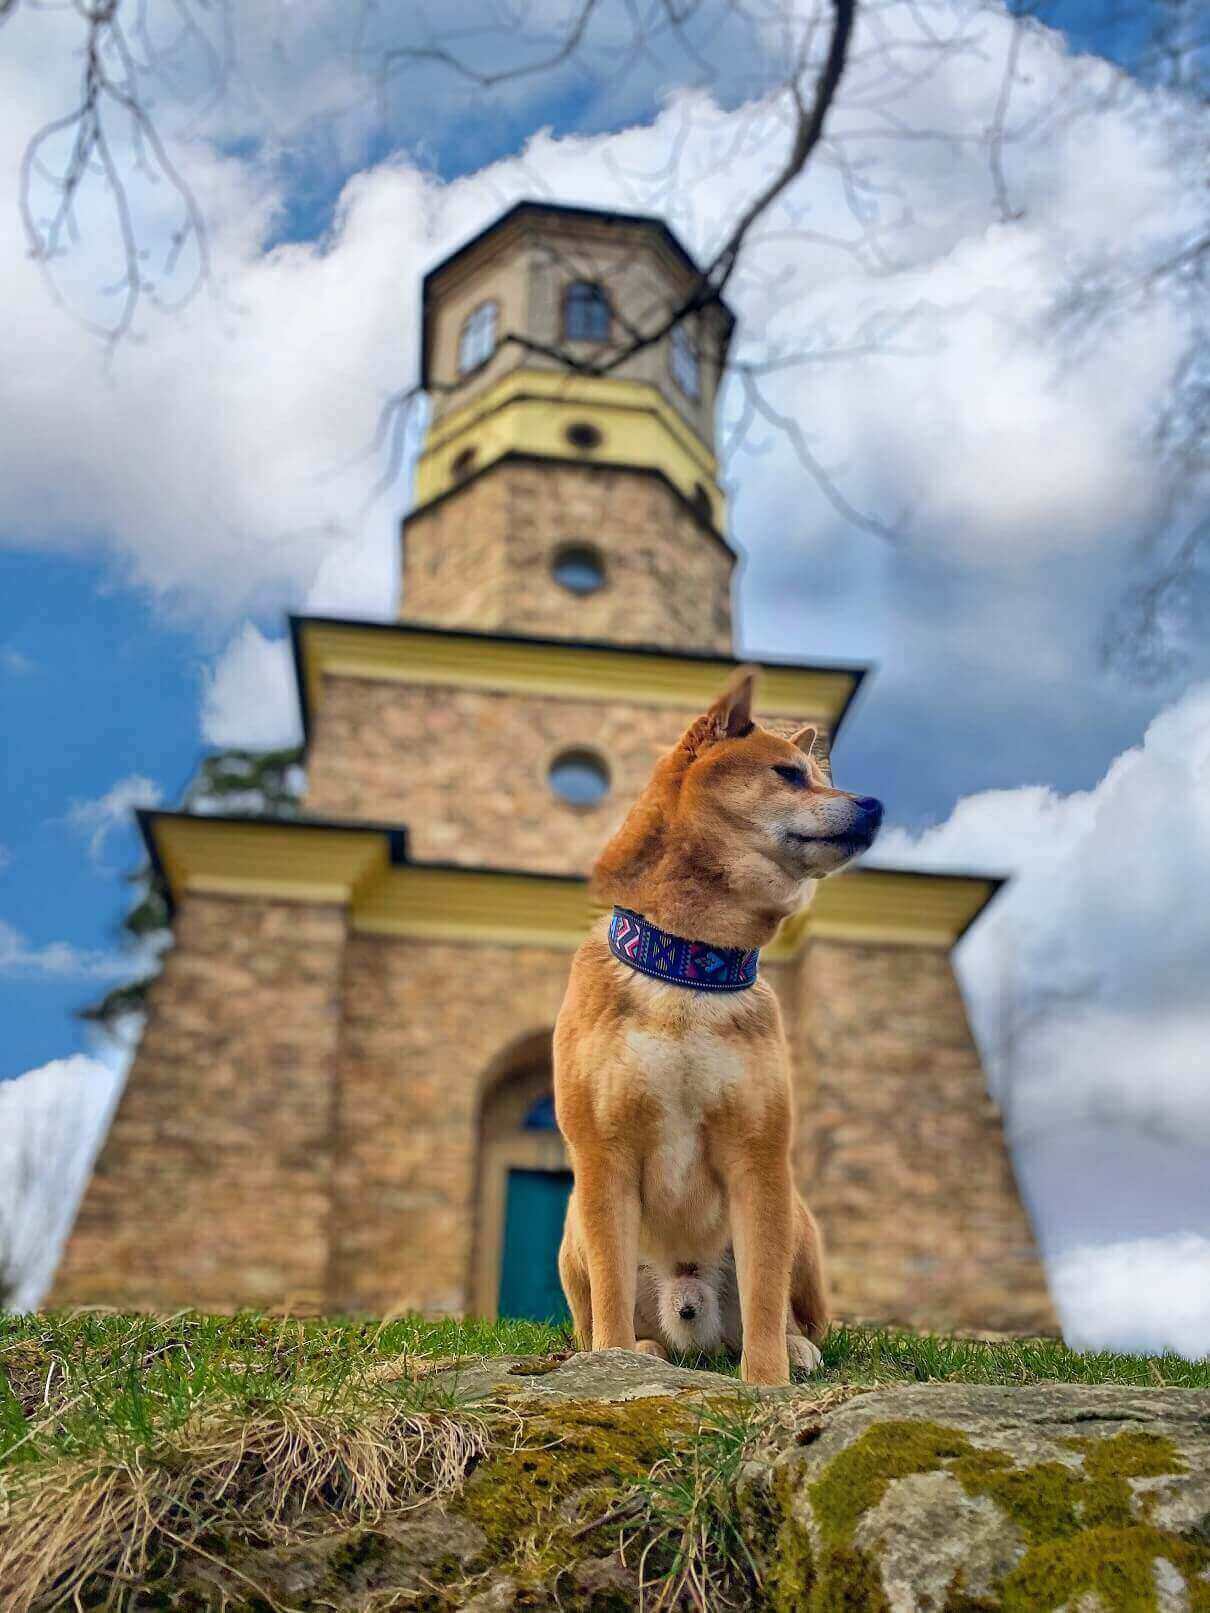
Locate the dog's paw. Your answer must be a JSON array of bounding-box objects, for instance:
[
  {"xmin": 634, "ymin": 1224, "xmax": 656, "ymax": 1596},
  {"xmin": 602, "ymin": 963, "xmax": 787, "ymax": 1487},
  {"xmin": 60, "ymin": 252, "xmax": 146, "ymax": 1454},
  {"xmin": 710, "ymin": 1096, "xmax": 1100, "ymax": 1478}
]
[
  {"xmin": 787, "ymin": 1334, "xmax": 823, "ymax": 1375},
  {"xmin": 635, "ymin": 1338, "xmax": 670, "ymax": 1360}
]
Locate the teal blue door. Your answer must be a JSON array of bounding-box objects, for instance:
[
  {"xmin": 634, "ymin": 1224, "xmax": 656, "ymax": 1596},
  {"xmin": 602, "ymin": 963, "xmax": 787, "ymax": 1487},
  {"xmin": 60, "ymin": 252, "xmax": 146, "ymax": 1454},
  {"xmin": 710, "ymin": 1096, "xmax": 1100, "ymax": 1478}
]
[{"xmin": 498, "ymin": 1168, "xmax": 573, "ymax": 1323}]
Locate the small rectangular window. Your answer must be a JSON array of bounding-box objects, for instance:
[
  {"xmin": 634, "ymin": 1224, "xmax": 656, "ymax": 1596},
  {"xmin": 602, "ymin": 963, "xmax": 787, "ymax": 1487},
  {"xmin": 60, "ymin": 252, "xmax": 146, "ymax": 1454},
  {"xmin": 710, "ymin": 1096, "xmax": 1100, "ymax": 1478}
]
[
  {"xmin": 670, "ymin": 322, "xmax": 701, "ymax": 400},
  {"xmin": 458, "ymin": 301, "xmax": 498, "ymax": 375},
  {"xmin": 564, "ymin": 282, "xmax": 612, "ymax": 342}
]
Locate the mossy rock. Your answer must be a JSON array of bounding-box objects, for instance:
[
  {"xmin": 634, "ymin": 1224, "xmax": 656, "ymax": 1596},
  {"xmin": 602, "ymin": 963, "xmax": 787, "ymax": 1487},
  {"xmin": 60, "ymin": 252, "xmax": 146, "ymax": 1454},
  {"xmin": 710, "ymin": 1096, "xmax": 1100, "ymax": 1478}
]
[
  {"xmin": 22, "ymin": 1363, "xmax": 1210, "ymax": 1611},
  {"xmin": 747, "ymin": 1383, "xmax": 1210, "ymax": 1612}
]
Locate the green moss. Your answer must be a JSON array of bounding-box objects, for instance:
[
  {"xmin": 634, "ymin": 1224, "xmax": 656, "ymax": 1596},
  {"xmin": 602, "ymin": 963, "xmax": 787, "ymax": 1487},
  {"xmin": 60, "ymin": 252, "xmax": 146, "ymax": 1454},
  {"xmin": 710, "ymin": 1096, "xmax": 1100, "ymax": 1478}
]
[
  {"xmin": 458, "ymin": 1394, "xmax": 693, "ymax": 1558},
  {"xmin": 953, "ymin": 1455, "xmax": 1085, "ymax": 1543},
  {"xmin": 797, "ymin": 1419, "xmax": 1202, "ymax": 1613},
  {"xmin": 763, "ymin": 1469, "xmax": 816, "ymax": 1611},
  {"xmin": 507, "ymin": 1356, "xmax": 569, "ymax": 1376},
  {"xmin": 808, "ymin": 1420, "xmax": 973, "ymax": 1547},
  {"xmin": 809, "ymin": 1545, "xmax": 892, "ymax": 1611},
  {"xmin": 1001, "ymin": 1524, "xmax": 1210, "ymax": 1613}
]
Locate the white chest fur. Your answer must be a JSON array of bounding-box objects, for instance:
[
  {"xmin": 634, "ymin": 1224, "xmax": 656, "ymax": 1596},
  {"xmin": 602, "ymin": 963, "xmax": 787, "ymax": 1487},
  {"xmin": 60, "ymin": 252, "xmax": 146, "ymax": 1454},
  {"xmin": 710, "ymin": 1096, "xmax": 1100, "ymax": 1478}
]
[{"xmin": 625, "ymin": 1025, "xmax": 744, "ymax": 1244}]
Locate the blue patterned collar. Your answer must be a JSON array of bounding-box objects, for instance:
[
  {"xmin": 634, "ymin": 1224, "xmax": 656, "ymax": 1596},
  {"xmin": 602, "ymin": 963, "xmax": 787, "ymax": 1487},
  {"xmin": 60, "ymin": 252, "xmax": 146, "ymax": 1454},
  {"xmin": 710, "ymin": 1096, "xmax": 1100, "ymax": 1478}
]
[{"xmin": 607, "ymin": 907, "xmax": 760, "ymax": 992}]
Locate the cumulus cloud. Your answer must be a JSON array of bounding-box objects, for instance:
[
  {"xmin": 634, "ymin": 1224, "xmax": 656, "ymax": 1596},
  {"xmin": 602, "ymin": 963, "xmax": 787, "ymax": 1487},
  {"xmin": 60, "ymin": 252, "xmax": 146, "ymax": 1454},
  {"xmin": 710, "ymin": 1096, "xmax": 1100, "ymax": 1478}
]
[
  {"xmin": 869, "ymin": 680, "xmax": 1210, "ymax": 1351},
  {"xmin": 0, "ymin": 1050, "xmax": 129, "ymax": 1309},
  {"xmin": 872, "ymin": 678, "xmax": 1210, "ymax": 1146},
  {"xmin": 1050, "ymin": 1236, "xmax": 1210, "ymax": 1361},
  {"xmin": 67, "ymin": 775, "xmax": 163, "ymax": 865},
  {"xmin": 0, "ymin": 2, "xmax": 1200, "ymax": 636}
]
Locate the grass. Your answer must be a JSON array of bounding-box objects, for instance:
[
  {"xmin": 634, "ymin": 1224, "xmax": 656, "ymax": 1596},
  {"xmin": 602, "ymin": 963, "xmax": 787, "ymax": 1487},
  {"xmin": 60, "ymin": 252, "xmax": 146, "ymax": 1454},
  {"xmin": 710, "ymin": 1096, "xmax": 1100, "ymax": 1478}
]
[
  {"xmin": 1, "ymin": 1311, "xmax": 1206, "ymax": 1610},
  {"xmin": 2, "ymin": 1308, "xmax": 1206, "ymax": 1477}
]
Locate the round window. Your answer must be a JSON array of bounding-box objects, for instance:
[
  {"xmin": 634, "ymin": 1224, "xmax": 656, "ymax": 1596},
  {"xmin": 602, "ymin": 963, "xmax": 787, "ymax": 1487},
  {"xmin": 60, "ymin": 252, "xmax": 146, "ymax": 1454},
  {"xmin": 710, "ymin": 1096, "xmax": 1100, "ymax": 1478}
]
[
  {"xmin": 565, "ymin": 420, "xmax": 603, "ymax": 451},
  {"xmin": 552, "ymin": 544, "xmax": 605, "ymax": 595},
  {"xmin": 549, "ymin": 749, "xmax": 610, "ymax": 808}
]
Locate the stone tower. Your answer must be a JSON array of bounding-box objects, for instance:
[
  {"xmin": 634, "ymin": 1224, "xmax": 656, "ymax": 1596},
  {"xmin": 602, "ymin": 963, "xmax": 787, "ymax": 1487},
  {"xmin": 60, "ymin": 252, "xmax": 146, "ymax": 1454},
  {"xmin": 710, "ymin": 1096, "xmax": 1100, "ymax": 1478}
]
[{"xmin": 53, "ymin": 202, "xmax": 1055, "ymax": 1333}]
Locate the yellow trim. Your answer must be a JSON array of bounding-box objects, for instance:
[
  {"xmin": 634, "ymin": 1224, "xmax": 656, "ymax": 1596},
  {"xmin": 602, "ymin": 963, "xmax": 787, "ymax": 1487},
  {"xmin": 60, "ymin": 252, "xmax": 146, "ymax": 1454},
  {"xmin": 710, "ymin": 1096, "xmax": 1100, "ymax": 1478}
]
[
  {"xmin": 151, "ymin": 817, "xmax": 391, "ymax": 907},
  {"xmin": 297, "ymin": 620, "xmax": 859, "ymax": 734},
  {"xmin": 355, "ymin": 867, "xmax": 595, "ymax": 949},
  {"xmin": 414, "ymin": 369, "xmax": 724, "ymax": 520},
  {"xmin": 148, "ymin": 815, "xmax": 997, "ymax": 952},
  {"xmin": 809, "ymin": 869, "xmax": 995, "ymax": 950}
]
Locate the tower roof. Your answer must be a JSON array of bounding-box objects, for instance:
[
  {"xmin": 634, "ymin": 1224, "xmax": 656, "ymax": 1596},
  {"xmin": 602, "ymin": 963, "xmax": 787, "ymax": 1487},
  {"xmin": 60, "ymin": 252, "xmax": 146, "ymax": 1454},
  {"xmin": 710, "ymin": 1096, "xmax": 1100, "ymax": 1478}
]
[{"xmin": 419, "ymin": 200, "xmax": 737, "ymax": 391}]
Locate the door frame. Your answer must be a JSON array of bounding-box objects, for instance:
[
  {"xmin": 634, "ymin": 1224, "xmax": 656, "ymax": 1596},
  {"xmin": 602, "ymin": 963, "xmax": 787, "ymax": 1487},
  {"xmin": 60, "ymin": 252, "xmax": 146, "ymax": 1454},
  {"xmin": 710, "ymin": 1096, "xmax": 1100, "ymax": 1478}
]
[{"xmin": 473, "ymin": 1132, "xmax": 570, "ymax": 1320}]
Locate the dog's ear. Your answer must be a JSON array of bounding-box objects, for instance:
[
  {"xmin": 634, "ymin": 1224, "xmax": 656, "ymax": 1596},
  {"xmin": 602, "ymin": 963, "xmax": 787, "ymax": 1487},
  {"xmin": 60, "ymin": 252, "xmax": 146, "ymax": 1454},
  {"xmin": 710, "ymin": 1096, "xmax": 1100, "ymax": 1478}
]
[
  {"xmin": 676, "ymin": 667, "xmax": 759, "ymax": 760},
  {"xmin": 714, "ymin": 667, "xmax": 758, "ymax": 739},
  {"xmin": 790, "ymin": 723, "xmax": 818, "ymax": 757}
]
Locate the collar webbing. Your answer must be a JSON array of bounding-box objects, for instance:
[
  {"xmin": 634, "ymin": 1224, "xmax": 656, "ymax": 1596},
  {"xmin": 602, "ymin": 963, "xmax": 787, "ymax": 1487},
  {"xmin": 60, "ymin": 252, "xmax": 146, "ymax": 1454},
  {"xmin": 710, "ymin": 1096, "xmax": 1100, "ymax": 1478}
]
[{"xmin": 607, "ymin": 907, "xmax": 759, "ymax": 992}]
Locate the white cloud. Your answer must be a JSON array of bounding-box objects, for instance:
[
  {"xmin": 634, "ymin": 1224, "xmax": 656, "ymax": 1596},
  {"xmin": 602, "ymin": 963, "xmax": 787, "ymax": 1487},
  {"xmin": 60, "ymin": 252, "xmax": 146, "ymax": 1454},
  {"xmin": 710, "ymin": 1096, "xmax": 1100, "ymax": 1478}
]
[
  {"xmin": 200, "ymin": 623, "xmax": 302, "ymax": 748},
  {"xmin": 0, "ymin": 1050, "xmax": 129, "ymax": 1309},
  {"xmin": 872, "ymin": 679, "xmax": 1210, "ymax": 1143},
  {"xmin": 67, "ymin": 775, "xmax": 163, "ymax": 865},
  {"xmin": 1050, "ymin": 1235, "xmax": 1210, "ymax": 1361},
  {"xmin": 0, "ymin": 920, "xmax": 130, "ymax": 981},
  {"xmin": 866, "ymin": 680, "xmax": 1210, "ymax": 1352}
]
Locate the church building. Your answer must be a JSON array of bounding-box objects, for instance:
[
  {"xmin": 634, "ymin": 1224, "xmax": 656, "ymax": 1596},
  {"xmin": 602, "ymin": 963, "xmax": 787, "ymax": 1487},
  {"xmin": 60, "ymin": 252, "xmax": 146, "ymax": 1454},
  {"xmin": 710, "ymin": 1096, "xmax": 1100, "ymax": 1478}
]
[{"xmin": 53, "ymin": 201, "xmax": 1055, "ymax": 1333}]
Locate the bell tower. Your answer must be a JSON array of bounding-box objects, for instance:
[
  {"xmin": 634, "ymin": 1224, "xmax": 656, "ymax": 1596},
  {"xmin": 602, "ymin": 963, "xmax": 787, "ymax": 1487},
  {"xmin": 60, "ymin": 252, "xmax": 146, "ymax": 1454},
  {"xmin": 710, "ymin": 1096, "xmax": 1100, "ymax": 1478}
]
[
  {"xmin": 400, "ymin": 202, "xmax": 736, "ymax": 653},
  {"xmin": 52, "ymin": 199, "xmax": 1055, "ymax": 1336}
]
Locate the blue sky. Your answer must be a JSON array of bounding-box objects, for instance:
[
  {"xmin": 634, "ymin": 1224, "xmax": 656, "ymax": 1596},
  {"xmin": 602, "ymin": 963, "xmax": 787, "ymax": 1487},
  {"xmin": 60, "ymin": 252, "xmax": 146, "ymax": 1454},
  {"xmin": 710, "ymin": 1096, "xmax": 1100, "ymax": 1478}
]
[
  {"xmin": 1, "ymin": 554, "xmax": 209, "ymax": 1074},
  {"xmin": 1, "ymin": 0, "xmax": 1208, "ymax": 1346}
]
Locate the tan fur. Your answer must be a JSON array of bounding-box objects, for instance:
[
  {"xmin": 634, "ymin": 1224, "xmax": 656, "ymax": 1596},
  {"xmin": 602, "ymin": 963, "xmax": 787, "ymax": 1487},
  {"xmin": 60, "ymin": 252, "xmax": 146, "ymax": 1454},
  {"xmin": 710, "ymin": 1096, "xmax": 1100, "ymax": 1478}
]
[{"xmin": 555, "ymin": 669, "xmax": 881, "ymax": 1385}]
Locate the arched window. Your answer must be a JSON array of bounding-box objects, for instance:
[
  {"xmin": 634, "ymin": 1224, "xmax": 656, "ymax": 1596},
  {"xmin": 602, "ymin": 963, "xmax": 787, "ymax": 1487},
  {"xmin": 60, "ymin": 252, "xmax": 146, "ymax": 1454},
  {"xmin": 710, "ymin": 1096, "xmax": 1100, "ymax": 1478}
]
[
  {"xmin": 522, "ymin": 1092, "xmax": 559, "ymax": 1131},
  {"xmin": 564, "ymin": 281, "xmax": 612, "ymax": 342},
  {"xmin": 458, "ymin": 300, "xmax": 498, "ymax": 375},
  {"xmin": 670, "ymin": 321, "xmax": 701, "ymax": 400}
]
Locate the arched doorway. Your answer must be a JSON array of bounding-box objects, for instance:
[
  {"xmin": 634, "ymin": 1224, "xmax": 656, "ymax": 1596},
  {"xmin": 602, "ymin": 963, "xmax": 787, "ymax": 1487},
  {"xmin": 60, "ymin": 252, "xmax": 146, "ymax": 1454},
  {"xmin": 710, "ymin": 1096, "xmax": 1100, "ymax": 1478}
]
[{"xmin": 471, "ymin": 1030, "xmax": 571, "ymax": 1323}]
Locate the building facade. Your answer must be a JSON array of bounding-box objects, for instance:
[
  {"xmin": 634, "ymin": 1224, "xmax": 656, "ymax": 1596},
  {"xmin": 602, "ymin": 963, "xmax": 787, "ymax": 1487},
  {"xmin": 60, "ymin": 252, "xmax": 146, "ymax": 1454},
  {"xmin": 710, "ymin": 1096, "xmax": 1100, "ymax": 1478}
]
[{"xmin": 53, "ymin": 202, "xmax": 1055, "ymax": 1332}]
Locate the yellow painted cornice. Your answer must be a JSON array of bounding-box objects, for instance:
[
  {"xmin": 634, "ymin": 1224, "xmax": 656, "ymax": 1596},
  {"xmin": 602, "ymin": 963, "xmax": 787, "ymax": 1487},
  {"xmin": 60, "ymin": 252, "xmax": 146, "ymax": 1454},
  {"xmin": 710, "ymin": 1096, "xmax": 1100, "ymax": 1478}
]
[
  {"xmin": 424, "ymin": 370, "xmax": 717, "ymax": 475},
  {"xmin": 289, "ymin": 618, "xmax": 866, "ymax": 741},
  {"xmin": 412, "ymin": 368, "xmax": 724, "ymax": 521},
  {"xmin": 140, "ymin": 812, "xmax": 1002, "ymax": 954},
  {"xmin": 144, "ymin": 813, "xmax": 399, "ymax": 907}
]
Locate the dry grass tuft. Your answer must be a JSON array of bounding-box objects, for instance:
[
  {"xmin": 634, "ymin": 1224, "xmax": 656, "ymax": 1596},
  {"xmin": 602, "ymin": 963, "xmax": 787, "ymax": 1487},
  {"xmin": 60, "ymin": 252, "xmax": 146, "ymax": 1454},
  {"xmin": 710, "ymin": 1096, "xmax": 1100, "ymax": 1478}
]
[{"xmin": 0, "ymin": 1395, "xmax": 489, "ymax": 1613}]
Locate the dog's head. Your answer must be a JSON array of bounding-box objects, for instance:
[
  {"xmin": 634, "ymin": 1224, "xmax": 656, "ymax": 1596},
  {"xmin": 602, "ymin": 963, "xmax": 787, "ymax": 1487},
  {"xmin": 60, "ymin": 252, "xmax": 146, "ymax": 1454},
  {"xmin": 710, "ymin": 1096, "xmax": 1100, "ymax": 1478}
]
[
  {"xmin": 592, "ymin": 668, "xmax": 883, "ymax": 943},
  {"xmin": 674, "ymin": 667, "xmax": 883, "ymax": 882}
]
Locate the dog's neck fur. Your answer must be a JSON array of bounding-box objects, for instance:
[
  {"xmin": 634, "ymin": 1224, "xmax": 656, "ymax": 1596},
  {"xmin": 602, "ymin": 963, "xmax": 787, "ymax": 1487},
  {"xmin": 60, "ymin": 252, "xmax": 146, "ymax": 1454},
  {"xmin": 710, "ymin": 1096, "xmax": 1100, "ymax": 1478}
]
[{"xmin": 591, "ymin": 726, "xmax": 813, "ymax": 951}]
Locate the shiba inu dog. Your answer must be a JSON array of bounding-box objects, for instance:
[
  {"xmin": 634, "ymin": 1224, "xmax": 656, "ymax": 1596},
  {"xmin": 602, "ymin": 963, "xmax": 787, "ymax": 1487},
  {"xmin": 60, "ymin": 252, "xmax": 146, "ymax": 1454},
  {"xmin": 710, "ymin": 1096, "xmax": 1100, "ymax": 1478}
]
[{"xmin": 554, "ymin": 667, "xmax": 883, "ymax": 1385}]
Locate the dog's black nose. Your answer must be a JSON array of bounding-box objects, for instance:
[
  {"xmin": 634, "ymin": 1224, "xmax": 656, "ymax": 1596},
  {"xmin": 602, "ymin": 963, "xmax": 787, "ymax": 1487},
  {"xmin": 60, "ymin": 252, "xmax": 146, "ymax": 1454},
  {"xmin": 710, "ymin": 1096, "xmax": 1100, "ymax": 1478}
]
[
  {"xmin": 679, "ymin": 1305, "xmax": 696, "ymax": 1321},
  {"xmin": 855, "ymin": 795, "xmax": 883, "ymax": 826}
]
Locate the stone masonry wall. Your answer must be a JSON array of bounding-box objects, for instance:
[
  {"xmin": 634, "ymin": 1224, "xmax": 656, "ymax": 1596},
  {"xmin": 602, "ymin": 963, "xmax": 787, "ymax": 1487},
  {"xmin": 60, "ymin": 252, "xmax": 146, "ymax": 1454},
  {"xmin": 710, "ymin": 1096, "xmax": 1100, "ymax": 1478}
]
[
  {"xmin": 51, "ymin": 895, "xmax": 348, "ymax": 1313},
  {"xmin": 792, "ymin": 938, "xmax": 1056, "ymax": 1333},
  {"xmin": 401, "ymin": 461, "xmax": 733, "ymax": 653},
  {"xmin": 328, "ymin": 934, "xmax": 573, "ymax": 1314},
  {"xmin": 305, "ymin": 680, "xmax": 829, "ymax": 875}
]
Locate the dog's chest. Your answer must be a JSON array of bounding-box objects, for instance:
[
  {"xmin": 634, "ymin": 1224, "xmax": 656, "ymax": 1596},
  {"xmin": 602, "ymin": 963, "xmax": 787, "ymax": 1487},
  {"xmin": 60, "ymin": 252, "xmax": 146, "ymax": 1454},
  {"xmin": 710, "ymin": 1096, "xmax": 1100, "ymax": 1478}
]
[{"xmin": 625, "ymin": 1026, "xmax": 742, "ymax": 1213}]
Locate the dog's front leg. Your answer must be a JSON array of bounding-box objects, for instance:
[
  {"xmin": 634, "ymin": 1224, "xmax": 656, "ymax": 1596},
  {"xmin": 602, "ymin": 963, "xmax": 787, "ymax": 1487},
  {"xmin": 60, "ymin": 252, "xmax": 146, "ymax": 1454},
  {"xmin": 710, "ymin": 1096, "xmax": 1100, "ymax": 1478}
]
[
  {"xmin": 727, "ymin": 1158, "xmax": 793, "ymax": 1386},
  {"xmin": 575, "ymin": 1156, "xmax": 641, "ymax": 1353}
]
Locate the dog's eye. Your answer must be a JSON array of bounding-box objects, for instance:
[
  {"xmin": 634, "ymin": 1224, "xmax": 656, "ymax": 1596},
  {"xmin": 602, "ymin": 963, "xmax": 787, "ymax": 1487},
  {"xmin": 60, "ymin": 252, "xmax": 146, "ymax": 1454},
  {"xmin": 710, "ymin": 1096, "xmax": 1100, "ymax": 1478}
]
[{"xmin": 772, "ymin": 764, "xmax": 809, "ymax": 789}]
